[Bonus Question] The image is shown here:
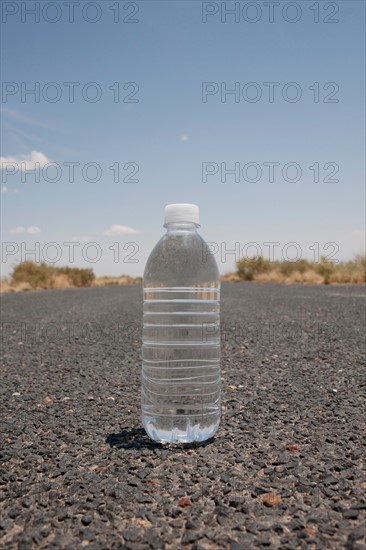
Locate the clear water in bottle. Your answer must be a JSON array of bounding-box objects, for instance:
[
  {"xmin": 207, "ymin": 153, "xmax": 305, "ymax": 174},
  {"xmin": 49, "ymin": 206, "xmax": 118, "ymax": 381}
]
[{"xmin": 142, "ymin": 204, "xmax": 221, "ymax": 443}]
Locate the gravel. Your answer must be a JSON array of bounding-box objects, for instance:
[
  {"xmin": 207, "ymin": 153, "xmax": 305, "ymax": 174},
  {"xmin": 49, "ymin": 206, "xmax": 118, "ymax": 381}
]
[{"xmin": 1, "ymin": 283, "xmax": 365, "ymax": 549}]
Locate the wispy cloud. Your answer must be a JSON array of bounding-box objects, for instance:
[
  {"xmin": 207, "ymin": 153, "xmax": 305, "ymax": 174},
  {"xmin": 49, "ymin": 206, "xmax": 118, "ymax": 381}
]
[
  {"xmin": 1, "ymin": 108, "xmax": 60, "ymax": 155},
  {"xmin": 1, "ymin": 108, "xmax": 52, "ymax": 129},
  {"xmin": 104, "ymin": 225, "xmax": 138, "ymax": 236},
  {"xmin": 181, "ymin": 135, "xmax": 189, "ymax": 141},
  {"xmin": 3, "ymin": 123, "xmax": 44, "ymax": 151},
  {"xmin": 27, "ymin": 226, "xmax": 41, "ymax": 235},
  {"xmin": 0, "ymin": 150, "xmax": 52, "ymax": 171},
  {"xmin": 9, "ymin": 226, "xmax": 25, "ymax": 235}
]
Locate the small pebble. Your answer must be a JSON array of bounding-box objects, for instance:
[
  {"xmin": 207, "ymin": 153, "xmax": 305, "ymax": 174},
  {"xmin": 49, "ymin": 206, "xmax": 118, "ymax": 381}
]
[
  {"xmin": 81, "ymin": 515, "xmax": 92, "ymax": 526},
  {"xmin": 343, "ymin": 509, "xmax": 359, "ymax": 520}
]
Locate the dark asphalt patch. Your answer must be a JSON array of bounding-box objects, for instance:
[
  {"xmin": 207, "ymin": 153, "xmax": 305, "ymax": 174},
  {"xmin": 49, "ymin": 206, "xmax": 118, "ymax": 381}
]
[{"xmin": 1, "ymin": 283, "xmax": 365, "ymax": 549}]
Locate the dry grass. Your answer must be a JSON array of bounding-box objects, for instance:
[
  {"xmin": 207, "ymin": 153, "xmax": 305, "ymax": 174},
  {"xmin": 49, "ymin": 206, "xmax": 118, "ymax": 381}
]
[
  {"xmin": 1, "ymin": 261, "xmax": 142, "ymax": 293},
  {"xmin": 51, "ymin": 274, "xmax": 73, "ymax": 289},
  {"xmin": 220, "ymin": 273, "xmax": 242, "ymax": 282},
  {"xmin": 92, "ymin": 275, "xmax": 142, "ymax": 287},
  {"xmin": 221, "ymin": 255, "xmax": 366, "ymax": 285},
  {"xmin": 91, "ymin": 277, "xmax": 120, "ymax": 287},
  {"xmin": 0, "ymin": 279, "xmax": 33, "ymax": 293},
  {"xmin": 2, "ymin": 256, "xmax": 364, "ymax": 293},
  {"xmin": 8, "ymin": 261, "xmax": 96, "ymax": 290},
  {"xmin": 286, "ymin": 269, "xmax": 324, "ymax": 284},
  {"xmin": 249, "ymin": 269, "xmax": 324, "ymax": 285}
]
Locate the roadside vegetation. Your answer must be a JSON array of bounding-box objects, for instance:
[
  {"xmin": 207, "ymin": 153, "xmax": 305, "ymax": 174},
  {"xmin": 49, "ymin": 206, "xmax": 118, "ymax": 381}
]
[
  {"xmin": 0, "ymin": 261, "xmax": 142, "ymax": 293},
  {"xmin": 1, "ymin": 256, "xmax": 365, "ymax": 293},
  {"xmin": 221, "ymin": 255, "xmax": 366, "ymax": 284}
]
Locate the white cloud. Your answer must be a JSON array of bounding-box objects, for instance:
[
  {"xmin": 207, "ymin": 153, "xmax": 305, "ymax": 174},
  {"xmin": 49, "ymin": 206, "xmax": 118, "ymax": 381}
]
[
  {"xmin": 9, "ymin": 226, "xmax": 25, "ymax": 234},
  {"xmin": 1, "ymin": 185, "xmax": 20, "ymax": 194},
  {"xmin": 104, "ymin": 225, "xmax": 138, "ymax": 236},
  {"xmin": 0, "ymin": 150, "xmax": 52, "ymax": 171},
  {"xmin": 8, "ymin": 225, "xmax": 41, "ymax": 235},
  {"xmin": 27, "ymin": 226, "xmax": 41, "ymax": 234},
  {"xmin": 181, "ymin": 135, "xmax": 189, "ymax": 141}
]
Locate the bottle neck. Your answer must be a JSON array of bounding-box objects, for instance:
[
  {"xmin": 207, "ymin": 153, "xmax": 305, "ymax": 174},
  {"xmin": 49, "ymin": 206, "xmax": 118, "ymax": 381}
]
[{"xmin": 165, "ymin": 222, "xmax": 199, "ymax": 233}]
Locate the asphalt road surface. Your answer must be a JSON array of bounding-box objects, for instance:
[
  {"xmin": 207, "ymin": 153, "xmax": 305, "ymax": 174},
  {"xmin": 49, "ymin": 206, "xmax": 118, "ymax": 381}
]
[{"xmin": 1, "ymin": 283, "xmax": 365, "ymax": 549}]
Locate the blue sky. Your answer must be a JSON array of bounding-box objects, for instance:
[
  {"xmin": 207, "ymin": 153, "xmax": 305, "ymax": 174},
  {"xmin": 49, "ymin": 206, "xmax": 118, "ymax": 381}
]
[{"xmin": 1, "ymin": 0, "xmax": 365, "ymax": 277}]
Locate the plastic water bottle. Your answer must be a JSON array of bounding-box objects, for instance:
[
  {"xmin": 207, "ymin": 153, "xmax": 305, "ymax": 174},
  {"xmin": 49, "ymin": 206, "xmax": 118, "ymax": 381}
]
[{"xmin": 142, "ymin": 204, "xmax": 221, "ymax": 443}]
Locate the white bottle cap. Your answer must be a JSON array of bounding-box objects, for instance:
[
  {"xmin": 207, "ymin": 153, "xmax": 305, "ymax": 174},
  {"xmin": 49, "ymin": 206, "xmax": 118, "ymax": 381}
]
[{"xmin": 164, "ymin": 203, "xmax": 200, "ymax": 226}]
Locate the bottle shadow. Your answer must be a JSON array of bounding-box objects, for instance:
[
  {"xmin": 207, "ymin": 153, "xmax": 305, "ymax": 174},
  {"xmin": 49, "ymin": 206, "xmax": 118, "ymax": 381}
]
[{"xmin": 106, "ymin": 427, "xmax": 215, "ymax": 451}]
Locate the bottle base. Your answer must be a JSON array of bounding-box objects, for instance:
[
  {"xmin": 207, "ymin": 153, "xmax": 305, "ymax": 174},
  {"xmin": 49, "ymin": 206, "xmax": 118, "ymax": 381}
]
[{"xmin": 142, "ymin": 415, "xmax": 220, "ymax": 444}]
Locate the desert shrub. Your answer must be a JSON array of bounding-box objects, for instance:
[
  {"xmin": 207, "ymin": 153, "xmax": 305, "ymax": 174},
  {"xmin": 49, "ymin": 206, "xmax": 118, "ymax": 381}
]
[
  {"xmin": 278, "ymin": 259, "xmax": 312, "ymax": 277},
  {"xmin": 351, "ymin": 255, "xmax": 366, "ymax": 282},
  {"xmin": 51, "ymin": 274, "xmax": 73, "ymax": 289},
  {"xmin": 10, "ymin": 261, "xmax": 95, "ymax": 289},
  {"xmin": 314, "ymin": 257, "xmax": 335, "ymax": 284},
  {"xmin": 329, "ymin": 255, "xmax": 366, "ymax": 284},
  {"xmin": 58, "ymin": 266, "xmax": 95, "ymax": 287},
  {"xmin": 11, "ymin": 261, "xmax": 55, "ymax": 289},
  {"xmin": 236, "ymin": 256, "xmax": 271, "ymax": 281},
  {"xmin": 235, "ymin": 255, "xmax": 366, "ymax": 284}
]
